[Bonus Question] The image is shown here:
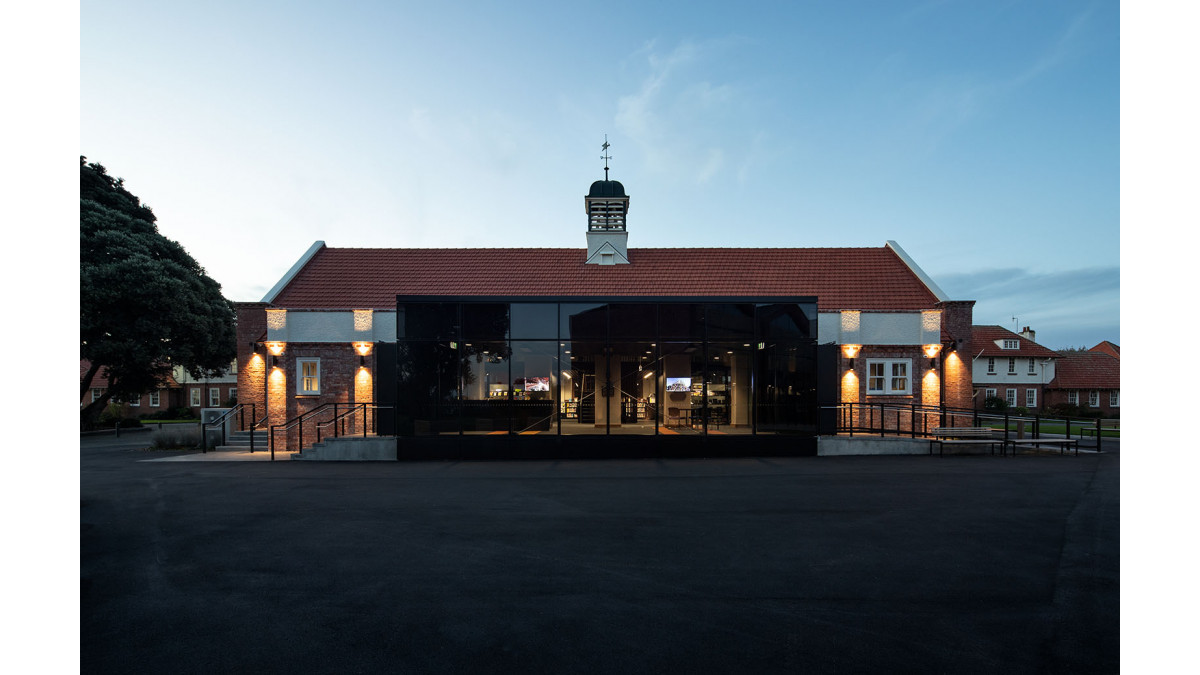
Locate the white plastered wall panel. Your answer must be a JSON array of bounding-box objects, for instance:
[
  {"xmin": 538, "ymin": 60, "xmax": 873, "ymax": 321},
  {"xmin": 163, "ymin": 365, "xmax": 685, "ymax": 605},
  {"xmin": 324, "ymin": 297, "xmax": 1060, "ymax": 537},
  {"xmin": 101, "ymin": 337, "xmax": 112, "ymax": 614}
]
[
  {"xmin": 267, "ymin": 310, "xmax": 398, "ymax": 343},
  {"xmin": 819, "ymin": 311, "xmax": 932, "ymax": 346},
  {"xmin": 859, "ymin": 313, "xmax": 924, "ymax": 346}
]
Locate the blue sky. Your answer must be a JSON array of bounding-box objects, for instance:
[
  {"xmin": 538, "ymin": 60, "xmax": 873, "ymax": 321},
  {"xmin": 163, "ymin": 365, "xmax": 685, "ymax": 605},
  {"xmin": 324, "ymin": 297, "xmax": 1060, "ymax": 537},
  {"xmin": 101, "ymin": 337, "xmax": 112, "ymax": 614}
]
[{"xmin": 79, "ymin": 0, "xmax": 1119, "ymax": 349}]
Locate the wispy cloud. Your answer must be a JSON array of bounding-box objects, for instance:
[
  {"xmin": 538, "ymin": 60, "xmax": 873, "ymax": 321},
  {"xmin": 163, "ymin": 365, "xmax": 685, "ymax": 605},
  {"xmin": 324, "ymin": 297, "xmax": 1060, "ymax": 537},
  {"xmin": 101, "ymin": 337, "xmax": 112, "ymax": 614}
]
[
  {"xmin": 884, "ymin": 6, "xmax": 1099, "ymax": 158},
  {"xmin": 614, "ymin": 38, "xmax": 762, "ymax": 186},
  {"xmin": 939, "ymin": 266, "xmax": 1119, "ymax": 347}
]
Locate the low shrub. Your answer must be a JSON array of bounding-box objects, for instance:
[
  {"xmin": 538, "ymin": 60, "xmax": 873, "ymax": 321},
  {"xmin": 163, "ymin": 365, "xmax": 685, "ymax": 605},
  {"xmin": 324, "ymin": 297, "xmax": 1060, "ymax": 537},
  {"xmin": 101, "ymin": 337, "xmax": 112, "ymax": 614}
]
[
  {"xmin": 983, "ymin": 396, "xmax": 1008, "ymax": 411},
  {"xmin": 145, "ymin": 425, "xmax": 201, "ymax": 450},
  {"xmin": 97, "ymin": 402, "xmax": 126, "ymax": 425},
  {"xmin": 118, "ymin": 418, "xmax": 142, "ymax": 428}
]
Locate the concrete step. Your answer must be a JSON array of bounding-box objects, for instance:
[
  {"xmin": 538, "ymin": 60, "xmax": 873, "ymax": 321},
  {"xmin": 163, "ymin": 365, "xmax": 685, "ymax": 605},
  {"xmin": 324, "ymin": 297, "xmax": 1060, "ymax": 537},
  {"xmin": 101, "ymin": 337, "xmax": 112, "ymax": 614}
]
[{"xmin": 291, "ymin": 435, "xmax": 396, "ymax": 461}]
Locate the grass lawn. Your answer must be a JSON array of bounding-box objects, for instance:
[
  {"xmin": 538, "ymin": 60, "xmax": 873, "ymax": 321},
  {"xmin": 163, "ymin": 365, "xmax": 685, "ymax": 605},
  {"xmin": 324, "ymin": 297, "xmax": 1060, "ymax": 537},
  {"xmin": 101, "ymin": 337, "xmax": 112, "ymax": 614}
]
[{"xmin": 984, "ymin": 419, "xmax": 1119, "ymax": 438}]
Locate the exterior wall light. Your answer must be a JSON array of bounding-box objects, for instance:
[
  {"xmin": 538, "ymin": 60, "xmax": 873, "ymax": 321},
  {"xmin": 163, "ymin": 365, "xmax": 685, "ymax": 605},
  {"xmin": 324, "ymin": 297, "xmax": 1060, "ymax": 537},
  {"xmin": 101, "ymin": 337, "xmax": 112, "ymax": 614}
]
[
  {"xmin": 924, "ymin": 344, "xmax": 941, "ymax": 369},
  {"xmin": 353, "ymin": 341, "xmax": 373, "ymax": 357},
  {"xmin": 266, "ymin": 341, "xmax": 286, "ymax": 357},
  {"xmin": 842, "ymin": 344, "xmax": 861, "ymax": 369}
]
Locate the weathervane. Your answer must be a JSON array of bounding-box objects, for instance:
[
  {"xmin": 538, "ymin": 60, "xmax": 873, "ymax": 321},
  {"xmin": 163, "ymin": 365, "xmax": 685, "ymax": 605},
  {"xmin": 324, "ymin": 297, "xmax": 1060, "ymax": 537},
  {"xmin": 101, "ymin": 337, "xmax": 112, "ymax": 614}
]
[{"xmin": 601, "ymin": 135, "xmax": 612, "ymax": 180}]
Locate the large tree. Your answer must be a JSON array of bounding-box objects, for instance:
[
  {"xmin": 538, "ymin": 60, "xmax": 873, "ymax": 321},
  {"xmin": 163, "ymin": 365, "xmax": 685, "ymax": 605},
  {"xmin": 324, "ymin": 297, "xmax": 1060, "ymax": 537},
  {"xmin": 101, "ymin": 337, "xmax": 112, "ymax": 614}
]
[{"xmin": 80, "ymin": 157, "xmax": 237, "ymax": 425}]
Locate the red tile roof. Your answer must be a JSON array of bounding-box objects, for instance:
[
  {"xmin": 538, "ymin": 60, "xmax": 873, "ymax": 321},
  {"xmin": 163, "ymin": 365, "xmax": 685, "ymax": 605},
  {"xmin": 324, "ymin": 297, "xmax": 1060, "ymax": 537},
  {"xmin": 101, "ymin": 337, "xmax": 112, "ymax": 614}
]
[
  {"xmin": 1089, "ymin": 341, "xmax": 1120, "ymax": 358},
  {"xmin": 1048, "ymin": 352, "xmax": 1120, "ymax": 390},
  {"xmin": 971, "ymin": 326, "xmax": 1060, "ymax": 358},
  {"xmin": 269, "ymin": 246, "xmax": 942, "ymax": 311}
]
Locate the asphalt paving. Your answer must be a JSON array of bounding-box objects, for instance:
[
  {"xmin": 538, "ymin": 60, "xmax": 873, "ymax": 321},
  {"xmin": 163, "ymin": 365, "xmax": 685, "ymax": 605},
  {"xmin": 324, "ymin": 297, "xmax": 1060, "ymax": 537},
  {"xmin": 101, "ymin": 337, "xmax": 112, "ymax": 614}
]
[{"xmin": 81, "ymin": 434, "xmax": 1119, "ymax": 674}]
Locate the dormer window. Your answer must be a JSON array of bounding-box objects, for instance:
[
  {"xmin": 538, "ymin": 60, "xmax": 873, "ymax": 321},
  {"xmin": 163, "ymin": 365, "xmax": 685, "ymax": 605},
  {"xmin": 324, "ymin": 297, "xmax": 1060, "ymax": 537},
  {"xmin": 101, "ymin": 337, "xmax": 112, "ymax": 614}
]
[{"xmin": 1002, "ymin": 339, "xmax": 1019, "ymax": 349}]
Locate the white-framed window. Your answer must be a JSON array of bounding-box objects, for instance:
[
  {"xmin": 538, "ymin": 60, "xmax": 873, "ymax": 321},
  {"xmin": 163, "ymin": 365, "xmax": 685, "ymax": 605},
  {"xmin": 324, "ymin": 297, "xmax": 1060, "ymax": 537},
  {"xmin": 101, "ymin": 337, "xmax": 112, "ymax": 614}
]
[
  {"xmin": 1028, "ymin": 359, "xmax": 1036, "ymax": 374},
  {"xmin": 91, "ymin": 388, "xmax": 103, "ymax": 402},
  {"xmin": 149, "ymin": 390, "xmax": 160, "ymax": 407},
  {"xmin": 229, "ymin": 387, "xmax": 237, "ymax": 404},
  {"xmin": 1007, "ymin": 357, "xmax": 1016, "ymax": 374},
  {"xmin": 1002, "ymin": 339, "xmax": 1019, "ymax": 349},
  {"xmin": 190, "ymin": 388, "xmax": 201, "ymax": 407},
  {"xmin": 987, "ymin": 358, "xmax": 995, "ymax": 374},
  {"xmin": 128, "ymin": 395, "xmax": 140, "ymax": 407},
  {"xmin": 1005, "ymin": 389, "xmax": 1017, "ymax": 406},
  {"xmin": 1068, "ymin": 391, "xmax": 1078, "ymax": 405},
  {"xmin": 985, "ymin": 388, "xmax": 997, "ymax": 399},
  {"xmin": 209, "ymin": 388, "xmax": 221, "ymax": 406},
  {"xmin": 298, "ymin": 358, "xmax": 321, "ymax": 395},
  {"xmin": 1109, "ymin": 390, "xmax": 1119, "ymax": 407},
  {"xmin": 866, "ymin": 359, "xmax": 910, "ymax": 395},
  {"xmin": 1089, "ymin": 391, "xmax": 1100, "ymax": 407},
  {"xmin": 1026, "ymin": 389, "xmax": 1037, "ymax": 408}
]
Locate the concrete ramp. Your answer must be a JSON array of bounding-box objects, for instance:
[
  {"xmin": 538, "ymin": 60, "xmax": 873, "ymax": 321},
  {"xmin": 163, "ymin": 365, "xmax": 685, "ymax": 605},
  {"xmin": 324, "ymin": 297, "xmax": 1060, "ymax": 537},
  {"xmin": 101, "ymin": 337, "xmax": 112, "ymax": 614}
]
[{"xmin": 818, "ymin": 435, "xmax": 930, "ymax": 456}]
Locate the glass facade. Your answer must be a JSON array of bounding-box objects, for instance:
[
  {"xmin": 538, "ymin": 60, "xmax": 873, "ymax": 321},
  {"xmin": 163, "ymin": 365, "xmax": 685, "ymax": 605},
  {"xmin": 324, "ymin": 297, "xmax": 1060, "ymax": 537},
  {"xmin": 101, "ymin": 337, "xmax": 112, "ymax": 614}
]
[{"xmin": 395, "ymin": 299, "xmax": 818, "ymax": 438}]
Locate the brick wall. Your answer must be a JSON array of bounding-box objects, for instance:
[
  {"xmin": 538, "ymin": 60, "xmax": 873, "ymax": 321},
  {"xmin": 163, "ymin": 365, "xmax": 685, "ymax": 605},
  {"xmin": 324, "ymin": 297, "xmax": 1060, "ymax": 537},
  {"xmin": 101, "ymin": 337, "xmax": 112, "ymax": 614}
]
[
  {"xmin": 939, "ymin": 300, "xmax": 975, "ymax": 409},
  {"xmin": 237, "ymin": 331, "xmax": 379, "ymax": 450},
  {"xmin": 235, "ymin": 302, "xmax": 269, "ymax": 424},
  {"xmin": 1044, "ymin": 388, "xmax": 1121, "ymax": 417}
]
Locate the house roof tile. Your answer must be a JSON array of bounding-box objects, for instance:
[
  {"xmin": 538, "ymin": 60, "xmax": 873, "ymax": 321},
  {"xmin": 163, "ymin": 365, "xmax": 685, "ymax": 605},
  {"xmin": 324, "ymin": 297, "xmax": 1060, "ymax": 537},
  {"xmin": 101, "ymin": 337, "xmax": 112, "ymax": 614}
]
[
  {"xmin": 1048, "ymin": 352, "xmax": 1121, "ymax": 390},
  {"xmin": 971, "ymin": 325, "xmax": 1060, "ymax": 358},
  {"xmin": 268, "ymin": 245, "xmax": 943, "ymax": 311},
  {"xmin": 1089, "ymin": 341, "xmax": 1120, "ymax": 358}
]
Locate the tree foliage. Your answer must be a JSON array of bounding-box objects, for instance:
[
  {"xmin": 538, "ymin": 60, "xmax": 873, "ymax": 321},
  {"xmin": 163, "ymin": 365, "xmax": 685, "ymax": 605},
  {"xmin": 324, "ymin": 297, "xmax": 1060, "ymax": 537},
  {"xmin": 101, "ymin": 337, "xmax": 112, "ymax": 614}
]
[{"xmin": 80, "ymin": 157, "xmax": 236, "ymax": 425}]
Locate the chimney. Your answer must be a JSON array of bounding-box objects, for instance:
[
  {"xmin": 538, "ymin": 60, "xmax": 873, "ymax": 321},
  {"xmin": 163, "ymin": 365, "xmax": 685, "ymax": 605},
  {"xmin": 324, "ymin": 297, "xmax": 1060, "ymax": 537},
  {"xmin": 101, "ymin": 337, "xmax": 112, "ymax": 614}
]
[{"xmin": 1019, "ymin": 326, "xmax": 1036, "ymax": 342}]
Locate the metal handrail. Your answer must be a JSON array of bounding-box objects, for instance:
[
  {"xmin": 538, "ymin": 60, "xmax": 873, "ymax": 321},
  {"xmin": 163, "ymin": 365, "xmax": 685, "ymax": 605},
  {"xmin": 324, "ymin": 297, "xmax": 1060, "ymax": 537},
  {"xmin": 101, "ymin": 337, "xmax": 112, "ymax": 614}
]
[
  {"xmin": 201, "ymin": 403, "xmax": 255, "ymax": 452},
  {"xmin": 314, "ymin": 403, "xmax": 389, "ymax": 443},
  {"xmin": 269, "ymin": 402, "xmax": 389, "ymax": 460},
  {"xmin": 828, "ymin": 402, "xmax": 1116, "ymax": 452},
  {"xmin": 517, "ymin": 411, "xmax": 555, "ymax": 434}
]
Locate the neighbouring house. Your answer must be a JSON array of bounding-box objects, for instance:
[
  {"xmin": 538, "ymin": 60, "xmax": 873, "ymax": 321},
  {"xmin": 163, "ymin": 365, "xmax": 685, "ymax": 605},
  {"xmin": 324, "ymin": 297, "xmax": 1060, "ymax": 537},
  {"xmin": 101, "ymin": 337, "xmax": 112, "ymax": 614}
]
[
  {"xmin": 80, "ymin": 359, "xmax": 238, "ymax": 417},
  {"xmin": 234, "ymin": 173, "xmax": 976, "ymax": 458},
  {"xmin": 1045, "ymin": 347, "xmax": 1120, "ymax": 417},
  {"xmin": 1090, "ymin": 340, "xmax": 1120, "ymax": 359},
  {"xmin": 971, "ymin": 325, "xmax": 1060, "ymax": 411}
]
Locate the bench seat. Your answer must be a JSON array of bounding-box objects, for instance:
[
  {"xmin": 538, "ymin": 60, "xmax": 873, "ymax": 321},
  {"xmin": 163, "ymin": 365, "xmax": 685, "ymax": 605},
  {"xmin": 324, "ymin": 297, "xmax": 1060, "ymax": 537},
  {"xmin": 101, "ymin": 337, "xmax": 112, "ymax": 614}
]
[
  {"xmin": 928, "ymin": 428, "xmax": 1001, "ymax": 456},
  {"xmin": 1004, "ymin": 438, "xmax": 1080, "ymax": 456},
  {"xmin": 930, "ymin": 427, "xmax": 995, "ymax": 438}
]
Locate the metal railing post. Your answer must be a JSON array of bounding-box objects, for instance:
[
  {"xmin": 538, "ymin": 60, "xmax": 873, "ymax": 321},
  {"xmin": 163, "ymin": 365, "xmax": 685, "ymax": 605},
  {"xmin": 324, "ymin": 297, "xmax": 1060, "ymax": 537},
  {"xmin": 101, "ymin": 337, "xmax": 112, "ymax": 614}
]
[{"xmin": 1095, "ymin": 418, "xmax": 1102, "ymax": 453}]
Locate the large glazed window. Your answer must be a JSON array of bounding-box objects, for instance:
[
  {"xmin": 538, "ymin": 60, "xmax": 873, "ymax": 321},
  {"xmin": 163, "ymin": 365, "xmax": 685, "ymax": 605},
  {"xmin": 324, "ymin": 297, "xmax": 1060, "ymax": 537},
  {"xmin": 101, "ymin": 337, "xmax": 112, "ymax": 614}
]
[
  {"xmin": 460, "ymin": 341, "xmax": 510, "ymax": 434},
  {"xmin": 511, "ymin": 341, "xmax": 558, "ymax": 433},
  {"xmin": 462, "ymin": 303, "xmax": 509, "ymax": 340},
  {"xmin": 510, "ymin": 303, "xmax": 558, "ymax": 339},
  {"xmin": 395, "ymin": 299, "xmax": 820, "ymax": 439},
  {"xmin": 402, "ymin": 303, "xmax": 459, "ymax": 340},
  {"xmin": 755, "ymin": 342, "xmax": 817, "ymax": 434},
  {"xmin": 396, "ymin": 341, "xmax": 459, "ymax": 436},
  {"xmin": 561, "ymin": 303, "xmax": 607, "ymax": 341}
]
